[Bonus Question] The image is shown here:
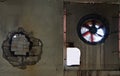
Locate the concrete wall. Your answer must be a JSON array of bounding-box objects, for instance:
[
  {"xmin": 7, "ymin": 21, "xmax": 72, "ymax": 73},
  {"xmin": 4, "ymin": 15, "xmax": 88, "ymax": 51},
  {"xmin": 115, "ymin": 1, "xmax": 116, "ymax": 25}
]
[
  {"xmin": 0, "ymin": 0, "xmax": 63, "ymax": 76},
  {"xmin": 64, "ymin": 70, "xmax": 120, "ymax": 76},
  {"xmin": 64, "ymin": 2, "xmax": 120, "ymax": 76},
  {"xmin": 65, "ymin": 3, "xmax": 119, "ymax": 70},
  {"xmin": 64, "ymin": 0, "xmax": 120, "ymax": 4},
  {"xmin": 0, "ymin": 0, "xmax": 119, "ymax": 76}
]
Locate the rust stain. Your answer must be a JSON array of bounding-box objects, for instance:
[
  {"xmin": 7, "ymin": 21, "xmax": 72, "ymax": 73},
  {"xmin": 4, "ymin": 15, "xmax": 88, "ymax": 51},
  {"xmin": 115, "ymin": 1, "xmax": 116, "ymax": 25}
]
[
  {"xmin": 26, "ymin": 65, "xmax": 37, "ymax": 76},
  {"xmin": 21, "ymin": 18, "xmax": 33, "ymax": 31}
]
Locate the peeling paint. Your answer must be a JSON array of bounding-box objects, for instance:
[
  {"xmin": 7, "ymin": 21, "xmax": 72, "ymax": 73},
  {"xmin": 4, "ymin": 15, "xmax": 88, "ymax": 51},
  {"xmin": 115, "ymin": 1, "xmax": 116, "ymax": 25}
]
[{"xmin": 2, "ymin": 27, "xmax": 43, "ymax": 69}]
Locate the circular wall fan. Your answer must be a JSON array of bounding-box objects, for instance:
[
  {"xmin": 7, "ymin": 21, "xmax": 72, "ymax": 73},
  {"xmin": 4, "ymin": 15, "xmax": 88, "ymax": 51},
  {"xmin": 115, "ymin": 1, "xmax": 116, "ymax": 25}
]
[{"xmin": 77, "ymin": 14, "xmax": 109, "ymax": 45}]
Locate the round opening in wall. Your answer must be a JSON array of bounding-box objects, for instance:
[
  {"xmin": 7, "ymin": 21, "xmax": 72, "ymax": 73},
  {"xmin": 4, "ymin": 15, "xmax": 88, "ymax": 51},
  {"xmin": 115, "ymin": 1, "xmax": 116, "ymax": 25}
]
[{"xmin": 77, "ymin": 14, "xmax": 109, "ymax": 45}]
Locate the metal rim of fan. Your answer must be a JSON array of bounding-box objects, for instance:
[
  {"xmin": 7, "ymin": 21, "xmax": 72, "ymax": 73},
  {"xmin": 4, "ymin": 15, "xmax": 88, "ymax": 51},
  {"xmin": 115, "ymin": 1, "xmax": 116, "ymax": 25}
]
[{"xmin": 77, "ymin": 14, "xmax": 109, "ymax": 45}]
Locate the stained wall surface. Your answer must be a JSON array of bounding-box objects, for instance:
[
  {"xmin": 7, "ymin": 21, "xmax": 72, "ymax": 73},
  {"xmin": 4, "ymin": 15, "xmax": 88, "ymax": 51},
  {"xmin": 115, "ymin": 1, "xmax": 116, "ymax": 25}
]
[
  {"xmin": 65, "ymin": 3, "xmax": 119, "ymax": 70},
  {"xmin": 0, "ymin": 0, "xmax": 63, "ymax": 76},
  {"xmin": 64, "ymin": 0, "xmax": 120, "ymax": 4},
  {"xmin": 64, "ymin": 2, "xmax": 120, "ymax": 76}
]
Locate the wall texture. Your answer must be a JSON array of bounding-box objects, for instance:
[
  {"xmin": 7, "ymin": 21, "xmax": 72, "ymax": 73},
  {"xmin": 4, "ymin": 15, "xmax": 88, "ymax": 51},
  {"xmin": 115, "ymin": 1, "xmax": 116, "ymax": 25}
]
[
  {"xmin": 0, "ymin": 0, "xmax": 63, "ymax": 76},
  {"xmin": 64, "ymin": 2, "xmax": 120, "ymax": 76},
  {"xmin": 65, "ymin": 3, "xmax": 119, "ymax": 70},
  {"xmin": 64, "ymin": 70, "xmax": 120, "ymax": 76},
  {"xmin": 64, "ymin": 0, "xmax": 120, "ymax": 4}
]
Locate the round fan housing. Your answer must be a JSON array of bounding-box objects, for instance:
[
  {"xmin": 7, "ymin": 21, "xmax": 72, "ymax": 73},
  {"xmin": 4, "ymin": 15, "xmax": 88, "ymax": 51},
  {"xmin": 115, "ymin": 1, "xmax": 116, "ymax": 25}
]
[{"xmin": 77, "ymin": 14, "xmax": 109, "ymax": 45}]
